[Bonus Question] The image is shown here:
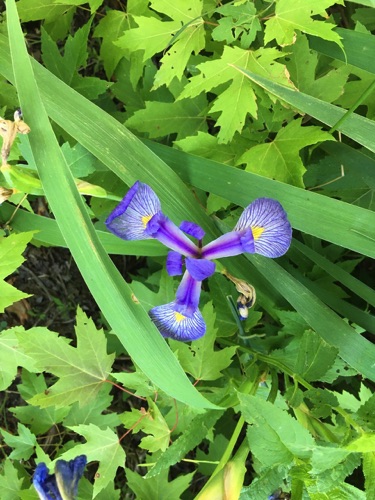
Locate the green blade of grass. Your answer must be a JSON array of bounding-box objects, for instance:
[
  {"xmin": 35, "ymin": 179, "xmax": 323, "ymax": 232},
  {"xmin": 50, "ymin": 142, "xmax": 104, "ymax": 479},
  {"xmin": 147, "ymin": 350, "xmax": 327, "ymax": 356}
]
[
  {"xmin": 291, "ymin": 239, "xmax": 375, "ymax": 309},
  {"xmin": 309, "ymin": 28, "xmax": 375, "ymax": 74},
  {"xmin": 6, "ymin": 0, "xmax": 217, "ymax": 410}
]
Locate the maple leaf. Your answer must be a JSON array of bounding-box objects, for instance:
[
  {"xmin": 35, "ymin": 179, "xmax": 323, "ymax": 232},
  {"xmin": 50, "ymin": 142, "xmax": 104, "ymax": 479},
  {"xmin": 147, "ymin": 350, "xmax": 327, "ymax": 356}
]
[
  {"xmin": 287, "ymin": 34, "xmax": 350, "ymax": 102},
  {"xmin": 0, "ymin": 423, "xmax": 36, "ymax": 460},
  {"xmin": 237, "ymin": 118, "xmax": 334, "ymax": 186},
  {"xmin": 41, "ymin": 21, "xmax": 109, "ymax": 99},
  {"xmin": 120, "ymin": 400, "xmax": 171, "ymax": 452},
  {"xmin": 178, "ymin": 46, "xmax": 291, "ymax": 143},
  {"xmin": 0, "ymin": 232, "xmax": 34, "ymax": 313},
  {"xmin": 126, "ymin": 94, "xmax": 208, "ymax": 140},
  {"xmin": 10, "ymin": 371, "xmax": 70, "ymax": 434},
  {"xmin": 0, "ymin": 328, "xmax": 36, "ymax": 391},
  {"xmin": 212, "ymin": 2, "xmax": 261, "ymax": 47},
  {"xmin": 58, "ymin": 424, "xmax": 126, "ymax": 497},
  {"xmin": 0, "ymin": 460, "xmax": 23, "ymax": 500},
  {"xmin": 126, "ymin": 467, "xmax": 194, "ymax": 499},
  {"xmin": 264, "ymin": 0, "xmax": 344, "ymax": 49},
  {"xmin": 117, "ymin": 0, "xmax": 205, "ymax": 89},
  {"xmin": 94, "ymin": 10, "xmax": 131, "ymax": 78},
  {"xmin": 173, "ymin": 303, "xmax": 237, "ymax": 381},
  {"xmin": 116, "ymin": 17, "xmax": 180, "ymax": 62},
  {"xmin": 16, "ymin": 308, "xmax": 114, "ymax": 408}
]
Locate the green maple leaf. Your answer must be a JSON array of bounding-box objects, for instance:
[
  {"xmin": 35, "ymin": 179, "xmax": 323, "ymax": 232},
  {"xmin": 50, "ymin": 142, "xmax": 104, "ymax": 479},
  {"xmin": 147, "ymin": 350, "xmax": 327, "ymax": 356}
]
[
  {"xmin": 116, "ymin": 17, "xmax": 180, "ymax": 62},
  {"xmin": 287, "ymin": 34, "xmax": 349, "ymax": 102},
  {"xmin": 63, "ymin": 384, "xmax": 121, "ymax": 429},
  {"xmin": 212, "ymin": 2, "xmax": 261, "ymax": 47},
  {"xmin": 178, "ymin": 46, "xmax": 291, "ymax": 143},
  {"xmin": 126, "ymin": 94, "xmax": 208, "ymax": 139},
  {"xmin": 58, "ymin": 424, "xmax": 126, "ymax": 498},
  {"xmin": 17, "ymin": 308, "xmax": 114, "ymax": 408},
  {"xmin": 120, "ymin": 400, "xmax": 171, "ymax": 452},
  {"xmin": 238, "ymin": 118, "xmax": 334, "ymax": 186},
  {"xmin": 0, "ymin": 232, "xmax": 34, "ymax": 313},
  {"xmin": 0, "ymin": 460, "xmax": 23, "ymax": 500},
  {"xmin": 0, "ymin": 423, "xmax": 36, "ymax": 460},
  {"xmin": 54, "ymin": 0, "xmax": 103, "ymax": 13},
  {"xmin": 0, "ymin": 328, "xmax": 36, "ymax": 391},
  {"xmin": 126, "ymin": 467, "xmax": 194, "ymax": 499},
  {"xmin": 41, "ymin": 22, "xmax": 109, "ymax": 99},
  {"xmin": 117, "ymin": 0, "xmax": 205, "ymax": 89},
  {"xmin": 16, "ymin": 0, "xmax": 76, "ymax": 23},
  {"xmin": 94, "ymin": 10, "xmax": 128, "ymax": 78},
  {"xmin": 264, "ymin": 0, "xmax": 344, "ymax": 48},
  {"xmin": 114, "ymin": 365, "xmax": 156, "ymax": 398},
  {"xmin": 173, "ymin": 303, "xmax": 237, "ymax": 381},
  {"xmin": 10, "ymin": 371, "xmax": 70, "ymax": 434}
]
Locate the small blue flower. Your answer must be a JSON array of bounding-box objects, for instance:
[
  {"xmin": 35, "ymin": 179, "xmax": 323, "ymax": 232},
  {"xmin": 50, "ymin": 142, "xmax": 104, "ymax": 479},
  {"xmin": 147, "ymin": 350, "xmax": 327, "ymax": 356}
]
[
  {"xmin": 149, "ymin": 270, "xmax": 206, "ymax": 341},
  {"xmin": 106, "ymin": 182, "xmax": 292, "ymax": 340},
  {"xmin": 33, "ymin": 455, "xmax": 87, "ymax": 500}
]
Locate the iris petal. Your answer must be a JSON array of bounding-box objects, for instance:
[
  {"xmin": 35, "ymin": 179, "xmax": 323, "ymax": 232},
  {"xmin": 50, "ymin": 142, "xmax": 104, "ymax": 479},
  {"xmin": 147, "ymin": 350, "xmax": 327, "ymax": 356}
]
[
  {"xmin": 149, "ymin": 303, "xmax": 206, "ymax": 341},
  {"xmin": 186, "ymin": 258, "xmax": 216, "ymax": 280},
  {"xmin": 235, "ymin": 198, "xmax": 292, "ymax": 258},
  {"xmin": 149, "ymin": 271, "xmax": 205, "ymax": 341},
  {"xmin": 105, "ymin": 181, "xmax": 162, "ymax": 240},
  {"xmin": 179, "ymin": 220, "xmax": 205, "ymax": 240},
  {"xmin": 33, "ymin": 456, "xmax": 86, "ymax": 500},
  {"xmin": 55, "ymin": 455, "xmax": 87, "ymax": 499},
  {"xmin": 166, "ymin": 251, "xmax": 183, "ymax": 276},
  {"xmin": 149, "ymin": 215, "xmax": 199, "ymax": 257},
  {"xmin": 201, "ymin": 231, "xmax": 254, "ymax": 259}
]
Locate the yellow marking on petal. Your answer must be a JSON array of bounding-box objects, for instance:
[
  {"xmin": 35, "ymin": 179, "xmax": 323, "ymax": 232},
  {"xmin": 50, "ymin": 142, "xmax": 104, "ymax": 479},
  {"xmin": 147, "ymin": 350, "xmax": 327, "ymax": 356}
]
[
  {"xmin": 141, "ymin": 214, "xmax": 153, "ymax": 228},
  {"xmin": 251, "ymin": 226, "xmax": 265, "ymax": 240},
  {"xmin": 174, "ymin": 312, "xmax": 186, "ymax": 322}
]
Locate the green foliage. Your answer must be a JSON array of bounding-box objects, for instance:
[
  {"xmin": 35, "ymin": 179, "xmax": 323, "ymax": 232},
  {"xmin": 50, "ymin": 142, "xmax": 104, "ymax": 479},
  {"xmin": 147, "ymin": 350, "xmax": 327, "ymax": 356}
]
[
  {"xmin": 1, "ymin": 0, "xmax": 375, "ymax": 498},
  {"xmin": 0, "ymin": 231, "xmax": 33, "ymax": 312},
  {"xmin": 16, "ymin": 308, "xmax": 114, "ymax": 408},
  {"xmin": 60, "ymin": 424, "xmax": 126, "ymax": 497},
  {"xmin": 126, "ymin": 466, "xmax": 194, "ymax": 499},
  {"xmin": 173, "ymin": 302, "xmax": 237, "ymax": 381}
]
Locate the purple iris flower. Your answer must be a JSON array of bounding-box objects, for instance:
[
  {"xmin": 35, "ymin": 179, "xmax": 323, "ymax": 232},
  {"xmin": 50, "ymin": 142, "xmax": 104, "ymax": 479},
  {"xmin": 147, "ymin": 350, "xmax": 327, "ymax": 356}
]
[
  {"xmin": 33, "ymin": 455, "xmax": 87, "ymax": 500},
  {"xmin": 106, "ymin": 181, "xmax": 292, "ymax": 341}
]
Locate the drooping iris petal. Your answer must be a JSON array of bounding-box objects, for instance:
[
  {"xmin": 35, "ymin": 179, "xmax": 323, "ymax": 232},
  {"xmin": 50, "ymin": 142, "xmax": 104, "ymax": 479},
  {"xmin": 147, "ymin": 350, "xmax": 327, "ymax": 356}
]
[
  {"xmin": 33, "ymin": 456, "xmax": 86, "ymax": 500},
  {"xmin": 235, "ymin": 198, "xmax": 292, "ymax": 258},
  {"xmin": 201, "ymin": 230, "xmax": 255, "ymax": 260},
  {"xmin": 179, "ymin": 220, "xmax": 205, "ymax": 240},
  {"xmin": 149, "ymin": 271, "xmax": 205, "ymax": 341},
  {"xmin": 55, "ymin": 455, "xmax": 87, "ymax": 499},
  {"xmin": 186, "ymin": 257, "xmax": 216, "ymax": 281},
  {"xmin": 33, "ymin": 463, "xmax": 60, "ymax": 500},
  {"xmin": 149, "ymin": 303, "xmax": 206, "ymax": 341},
  {"xmin": 105, "ymin": 181, "xmax": 162, "ymax": 240},
  {"xmin": 166, "ymin": 251, "xmax": 183, "ymax": 276}
]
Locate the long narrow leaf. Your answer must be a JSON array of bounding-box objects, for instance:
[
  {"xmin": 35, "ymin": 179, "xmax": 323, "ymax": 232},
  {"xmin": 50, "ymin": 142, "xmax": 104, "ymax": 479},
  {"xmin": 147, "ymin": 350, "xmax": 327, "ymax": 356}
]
[
  {"xmin": 6, "ymin": 0, "xmax": 216, "ymax": 410},
  {"xmin": 309, "ymin": 28, "xmax": 375, "ymax": 74}
]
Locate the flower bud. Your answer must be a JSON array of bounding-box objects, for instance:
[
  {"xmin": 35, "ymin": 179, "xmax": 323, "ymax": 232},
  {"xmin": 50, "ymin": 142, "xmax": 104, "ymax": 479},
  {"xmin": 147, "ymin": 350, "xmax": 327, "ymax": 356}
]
[
  {"xmin": 0, "ymin": 186, "xmax": 13, "ymax": 204},
  {"xmin": 196, "ymin": 459, "xmax": 246, "ymax": 500}
]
